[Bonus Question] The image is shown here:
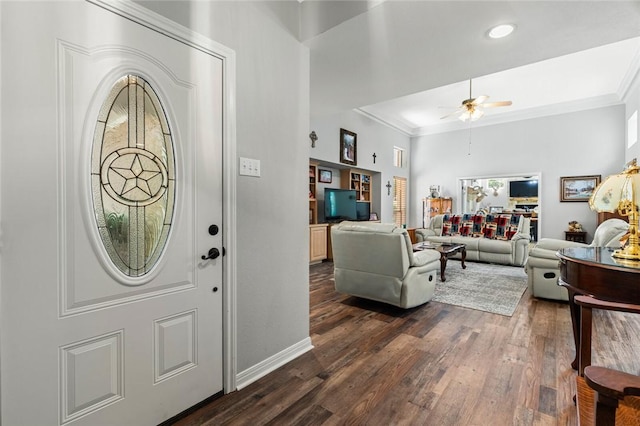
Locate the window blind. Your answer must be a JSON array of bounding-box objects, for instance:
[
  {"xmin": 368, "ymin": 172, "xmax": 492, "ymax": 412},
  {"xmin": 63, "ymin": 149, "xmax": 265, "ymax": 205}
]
[{"xmin": 393, "ymin": 176, "xmax": 407, "ymax": 227}]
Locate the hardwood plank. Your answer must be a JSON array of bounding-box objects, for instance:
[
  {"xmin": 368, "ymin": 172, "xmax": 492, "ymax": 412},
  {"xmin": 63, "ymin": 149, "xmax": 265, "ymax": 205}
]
[
  {"xmin": 220, "ymin": 376, "xmax": 323, "ymax": 425},
  {"xmin": 173, "ymin": 261, "xmax": 640, "ymax": 425}
]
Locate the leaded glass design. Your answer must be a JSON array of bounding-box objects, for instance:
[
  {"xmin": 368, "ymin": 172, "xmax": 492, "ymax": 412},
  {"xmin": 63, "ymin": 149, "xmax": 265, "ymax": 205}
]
[{"xmin": 91, "ymin": 75, "xmax": 175, "ymax": 277}]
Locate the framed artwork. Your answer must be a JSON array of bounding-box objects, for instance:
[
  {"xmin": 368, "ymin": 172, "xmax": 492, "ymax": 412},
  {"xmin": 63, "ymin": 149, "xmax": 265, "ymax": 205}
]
[
  {"xmin": 560, "ymin": 175, "xmax": 601, "ymax": 202},
  {"xmin": 318, "ymin": 169, "xmax": 332, "ymax": 183},
  {"xmin": 339, "ymin": 128, "xmax": 357, "ymax": 166}
]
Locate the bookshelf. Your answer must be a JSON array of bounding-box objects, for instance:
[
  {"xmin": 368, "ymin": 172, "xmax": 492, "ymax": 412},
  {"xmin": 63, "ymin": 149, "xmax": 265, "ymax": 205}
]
[
  {"xmin": 340, "ymin": 169, "xmax": 372, "ymax": 204},
  {"xmin": 309, "ymin": 162, "xmax": 318, "ymax": 224}
]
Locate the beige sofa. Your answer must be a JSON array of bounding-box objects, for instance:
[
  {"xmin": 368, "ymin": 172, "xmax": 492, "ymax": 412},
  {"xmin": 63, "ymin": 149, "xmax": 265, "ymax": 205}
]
[
  {"xmin": 416, "ymin": 213, "xmax": 531, "ymax": 266},
  {"xmin": 524, "ymin": 218, "xmax": 629, "ymax": 301},
  {"xmin": 331, "ymin": 221, "xmax": 441, "ymax": 308}
]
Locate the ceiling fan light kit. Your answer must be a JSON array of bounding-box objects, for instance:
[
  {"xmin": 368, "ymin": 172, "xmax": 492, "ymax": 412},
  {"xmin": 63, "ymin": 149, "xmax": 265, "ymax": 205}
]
[
  {"xmin": 459, "ymin": 108, "xmax": 484, "ymax": 122},
  {"xmin": 441, "ymin": 78, "xmax": 512, "ymax": 122}
]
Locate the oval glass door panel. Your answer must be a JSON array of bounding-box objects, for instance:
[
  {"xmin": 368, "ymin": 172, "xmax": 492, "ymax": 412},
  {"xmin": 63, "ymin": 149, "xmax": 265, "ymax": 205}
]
[{"xmin": 91, "ymin": 75, "xmax": 175, "ymax": 278}]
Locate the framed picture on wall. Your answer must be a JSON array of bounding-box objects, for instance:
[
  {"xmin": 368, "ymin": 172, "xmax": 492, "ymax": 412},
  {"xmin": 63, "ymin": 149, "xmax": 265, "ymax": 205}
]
[
  {"xmin": 339, "ymin": 128, "xmax": 357, "ymax": 166},
  {"xmin": 318, "ymin": 169, "xmax": 332, "ymax": 183},
  {"xmin": 560, "ymin": 175, "xmax": 601, "ymax": 202}
]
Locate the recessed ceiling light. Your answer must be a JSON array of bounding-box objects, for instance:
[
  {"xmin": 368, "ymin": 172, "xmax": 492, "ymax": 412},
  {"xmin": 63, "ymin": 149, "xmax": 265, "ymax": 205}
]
[{"xmin": 488, "ymin": 24, "xmax": 516, "ymax": 39}]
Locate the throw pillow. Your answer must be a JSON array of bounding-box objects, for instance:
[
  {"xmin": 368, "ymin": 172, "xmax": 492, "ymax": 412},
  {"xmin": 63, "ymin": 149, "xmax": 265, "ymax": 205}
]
[
  {"xmin": 442, "ymin": 221, "xmax": 452, "ymax": 236},
  {"xmin": 495, "ymin": 215, "xmax": 512, "ymax": 240},
  {"xmin": 483, "ymin": 222, "xmax": 497, "ymax": 239},
  {"xmin": 499, "ymin": 214, "xmax": 512, "ymax": 223},
  {"xmin": 472, "ymin": 214, "xmax": 485, "ymax": 237},
  {"xmin": 505, "ymin": 225, "xmax": 519, "ymax": 240},
  {"xmin": 460, "ymin": 221, "xmax": 473, "ymax": 237},
  {"xmin": 449, "ymin": 215, "xmax": 462, "ymax": 236}
]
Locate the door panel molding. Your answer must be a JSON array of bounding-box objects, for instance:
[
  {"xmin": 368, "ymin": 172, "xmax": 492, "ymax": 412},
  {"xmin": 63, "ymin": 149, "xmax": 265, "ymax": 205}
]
[
  {"xmin": 86, "ymin": 0, "xmax": 238, "ymax": 394},
  {"xmin": 59, "ymin": 330, "xmax": 125, "ymax": 424},
  {"xmin": 154, "ymin": 310, "xmax": 198, "ymax": 384}
]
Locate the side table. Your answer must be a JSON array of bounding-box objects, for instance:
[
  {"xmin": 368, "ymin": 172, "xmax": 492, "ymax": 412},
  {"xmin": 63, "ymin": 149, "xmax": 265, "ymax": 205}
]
[
  {"xmin": 565, "ymin": 231, "xmax": 587, "ymax": 243},
  {"xmin": 406, "ymin": 228, "xmax": 417, "ymax": 244}
]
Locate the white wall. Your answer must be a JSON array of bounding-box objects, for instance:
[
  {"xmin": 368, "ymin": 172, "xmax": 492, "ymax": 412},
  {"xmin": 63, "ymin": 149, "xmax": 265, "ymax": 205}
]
[
  {"xmin": 624, "ymin": 63, "xmax": 640, "ymax": 162},
  {"xmin": 310, "ymin": 110, "xmax": 410, "ymax": 223},
  {"xmin": 137, "ymin": 1, "xmax": 310, "ymax": 374},
  {"xmin": 411, "ymin": 105, "xmax": 626, "ymax": 240}
]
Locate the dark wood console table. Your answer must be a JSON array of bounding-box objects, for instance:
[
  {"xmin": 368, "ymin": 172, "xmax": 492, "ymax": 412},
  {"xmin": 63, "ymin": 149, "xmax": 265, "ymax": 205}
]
[
  {"xmin": 564, "ymin": 231, "xmax": 586, "ymax": 243},
  {"xmin": 557, "ymin": 247, "xmax": 640, "ymax": 370}
]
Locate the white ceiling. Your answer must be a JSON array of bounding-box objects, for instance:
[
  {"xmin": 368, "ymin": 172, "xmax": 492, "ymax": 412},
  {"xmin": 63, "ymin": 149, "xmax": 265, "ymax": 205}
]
[{"xmin": 305, "ymin": 1, "xmax": 640, "ymax": 136}]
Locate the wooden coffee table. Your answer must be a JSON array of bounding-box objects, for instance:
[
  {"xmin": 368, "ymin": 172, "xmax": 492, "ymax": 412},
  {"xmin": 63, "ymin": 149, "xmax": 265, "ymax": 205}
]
[{"xmin": 413, "ymin": 242, "xmax": 466, "ymax": 282}]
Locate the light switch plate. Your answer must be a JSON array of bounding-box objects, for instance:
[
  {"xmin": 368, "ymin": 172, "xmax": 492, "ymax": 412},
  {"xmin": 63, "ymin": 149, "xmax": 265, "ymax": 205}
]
[{"xmin": 239, "ymin": 157, "xmax": 261, "ymax": 177}]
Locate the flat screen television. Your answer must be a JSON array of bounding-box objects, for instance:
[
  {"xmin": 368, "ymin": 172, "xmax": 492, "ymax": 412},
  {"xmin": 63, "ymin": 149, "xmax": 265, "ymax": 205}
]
[
  {"xmin": 356, "ymin": 201, "xmax": 370, "ymax": 221},
  {"xmin": 324, "ymin": 188, "xmax": 357, "ymax": 221},
  {"xmin": 509, "ymin": 179, "xmax": 538, "ymax": 198}
]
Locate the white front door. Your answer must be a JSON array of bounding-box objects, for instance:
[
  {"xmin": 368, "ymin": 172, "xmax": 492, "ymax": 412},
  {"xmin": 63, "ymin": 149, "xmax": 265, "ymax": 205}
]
[{"xmin": 1, "ymin": 2, "xmax": 224, "ymax": 424}]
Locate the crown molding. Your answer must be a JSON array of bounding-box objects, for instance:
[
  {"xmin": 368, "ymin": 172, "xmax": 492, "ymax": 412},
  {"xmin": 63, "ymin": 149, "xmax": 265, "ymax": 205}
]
[
  {"xmin": 619, "ymin": 47, "xmax": 640, "ymax": 102},
  {"xmin": 353, "ymin": 108, "xmax": 413, "ymax": 136},
  {"xmin": 414, "ymin": 94, "xmax": 624, "ymax": 137},
  {"xmin": 356, "ymin": 94, "xmax": 624, "ymax": 138}
]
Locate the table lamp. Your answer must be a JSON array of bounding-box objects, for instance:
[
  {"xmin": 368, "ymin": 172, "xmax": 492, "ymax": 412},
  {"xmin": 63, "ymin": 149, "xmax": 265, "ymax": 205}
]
[{"xmin": 589, "ymin": 158, "xmax": 640, "ymax": 260}]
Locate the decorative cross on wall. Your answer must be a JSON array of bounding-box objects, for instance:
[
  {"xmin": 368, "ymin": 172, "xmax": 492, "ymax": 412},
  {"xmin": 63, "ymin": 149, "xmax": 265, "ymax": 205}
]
[
  {"xmin": 372, "ymin": 152, "xmax": 377, "ymax": 164},
  {"xmin": 386, "ymin": 181, "xmax": 392, "ymax": 196}
]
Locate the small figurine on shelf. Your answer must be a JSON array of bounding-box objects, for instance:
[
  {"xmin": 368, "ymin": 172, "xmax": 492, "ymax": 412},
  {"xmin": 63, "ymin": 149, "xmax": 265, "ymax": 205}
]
[{"xmin": 567, "ymin": 221, "xmax": 583, "ymax": 232}]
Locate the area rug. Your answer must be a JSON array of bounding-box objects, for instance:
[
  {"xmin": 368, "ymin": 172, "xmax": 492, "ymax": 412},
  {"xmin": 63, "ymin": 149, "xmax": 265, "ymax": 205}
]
[{"xmin": 431, "ymin": 261, "xmax": 527, "ymax": 316}]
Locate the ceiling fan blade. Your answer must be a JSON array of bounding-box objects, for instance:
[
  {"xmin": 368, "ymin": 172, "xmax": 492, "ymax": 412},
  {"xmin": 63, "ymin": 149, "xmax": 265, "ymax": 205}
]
[
  {"xmin": 440, "ymin": 108, "xmax": 463, "ymax": 120},
  {"xmin": 473, "ymin": 95, "xmax": 489, "ymax": 105},
  {"xmin": 482, "ymin": 100, "xmax": 512, "ymax": 108}
]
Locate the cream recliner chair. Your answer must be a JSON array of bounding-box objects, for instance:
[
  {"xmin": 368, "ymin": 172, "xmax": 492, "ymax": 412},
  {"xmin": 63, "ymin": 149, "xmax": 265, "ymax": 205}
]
[
  {"xmin": 331, "ymin": 221, "xmax": 441, "ymax": 309},
  {"xmin": 525, "ymin": 219, "xmax": 629, "ymax": 301}
]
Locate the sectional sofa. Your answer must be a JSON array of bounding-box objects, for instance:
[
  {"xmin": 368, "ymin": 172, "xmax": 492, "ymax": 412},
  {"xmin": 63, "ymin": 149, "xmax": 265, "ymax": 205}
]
[{"xmin": 416, "ymin": 213, "xmax": 531, "ymax": 266}]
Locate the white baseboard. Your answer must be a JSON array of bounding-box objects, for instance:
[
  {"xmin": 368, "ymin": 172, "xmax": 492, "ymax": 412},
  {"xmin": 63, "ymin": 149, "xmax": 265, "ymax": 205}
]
[{"xmin": 235, "ymin": 337, "xmax": 314, "ymax": 390}]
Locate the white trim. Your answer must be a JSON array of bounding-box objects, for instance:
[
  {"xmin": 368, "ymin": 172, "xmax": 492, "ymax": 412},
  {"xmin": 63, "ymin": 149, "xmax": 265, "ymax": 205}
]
[
  {"xmin": 0, "ymin": 1, "xmax": 3, "ymax": 416},
  {"xmin": 415, "ymin": 95, "xmax": 623, "ymax": 137},
  {"xmin": 618, "ymin": 46, "xmax": 640, "ymax": 102},
  {"xmin": 354, "ymin": 108, "xmax": 413, "ymax": 136},
  {"xmin": 87, "ymin": 0, "xmax": 238, "ymax": 393},
  {"xmin": 358, "ymin": 94, "xmax": 625, "ymax": 138},
  {"xmin": 236, "ymin": 338, "xmax": 314, "ymax": 390}
]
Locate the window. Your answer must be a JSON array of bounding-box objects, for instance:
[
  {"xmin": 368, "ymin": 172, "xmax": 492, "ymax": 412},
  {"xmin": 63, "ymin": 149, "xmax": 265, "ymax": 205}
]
[
  {"xmin": 393, "ymin": 147, "xmax": 404, "ymax": 168},
  {"xmin": 91, "ymin": 75, "xmax": 175, "ymax": 277},
  {"xmin": 629, "ymin": 110, "xmax": 638, "ymax": 148},
  {"xmin": 393, "ymin": 176, "xmax": 407, "ymax": 227}
]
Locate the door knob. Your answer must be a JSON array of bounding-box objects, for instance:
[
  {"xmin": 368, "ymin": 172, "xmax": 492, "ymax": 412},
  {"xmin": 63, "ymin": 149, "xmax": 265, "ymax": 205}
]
[{"xmin": 201, "ymin": 248, "xmax": 220, "ymax": 260}]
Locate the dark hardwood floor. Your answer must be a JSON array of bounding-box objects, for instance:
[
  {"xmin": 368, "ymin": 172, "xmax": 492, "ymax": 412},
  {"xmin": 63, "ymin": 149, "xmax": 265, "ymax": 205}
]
[{"xmin": 174, "ymin": 261, "xmax": 640, "ymax": 425}]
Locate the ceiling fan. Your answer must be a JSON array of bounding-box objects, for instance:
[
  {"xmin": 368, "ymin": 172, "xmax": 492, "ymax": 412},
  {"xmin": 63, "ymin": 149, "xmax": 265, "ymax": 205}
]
[{"xmin": 441, "ymin": 79, "xmax": 512, "ymax": 122}]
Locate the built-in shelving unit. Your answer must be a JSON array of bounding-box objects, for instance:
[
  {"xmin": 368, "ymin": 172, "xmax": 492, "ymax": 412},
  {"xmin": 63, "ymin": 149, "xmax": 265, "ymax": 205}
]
[
  {"xmin": 341, "ymin": 169, "xmax": 372, "ymax": 204},
  {"xmin": 309, "ymin": 162, "xmax": 318, "ymax": 225},
  {"xmin": 309, "ymin": 161, "xmax": 327, "ymax": 263}
]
